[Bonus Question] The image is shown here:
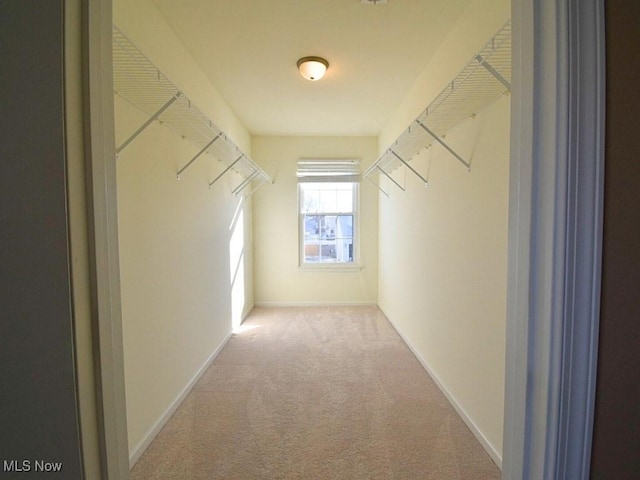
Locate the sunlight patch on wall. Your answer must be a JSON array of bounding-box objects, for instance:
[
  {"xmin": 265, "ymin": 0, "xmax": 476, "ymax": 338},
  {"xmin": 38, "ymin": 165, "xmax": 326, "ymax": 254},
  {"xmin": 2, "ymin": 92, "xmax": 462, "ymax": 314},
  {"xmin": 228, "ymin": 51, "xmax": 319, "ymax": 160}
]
[{"xmin": 229, "ymin": 197, "xmax": 246, "ymax": 330}]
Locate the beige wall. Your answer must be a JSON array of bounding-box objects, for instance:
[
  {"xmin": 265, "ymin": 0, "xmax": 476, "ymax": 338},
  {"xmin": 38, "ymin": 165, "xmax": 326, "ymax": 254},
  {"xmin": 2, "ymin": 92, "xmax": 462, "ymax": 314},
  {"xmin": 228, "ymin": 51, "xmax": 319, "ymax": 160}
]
[
  {"xmin": 377, "ymin": 0, "xmax": 510, "ymax": 464},
  {"xmin": 114, "ymin": 0, "xmax": 255, "ymax": 460},
  {"xmin": 252, "ymin": 136, "xmax": 378, "ymax": 305},
  {"xmin": 115, "ymin": 94, "xmax": 255, "ymax": 457}
]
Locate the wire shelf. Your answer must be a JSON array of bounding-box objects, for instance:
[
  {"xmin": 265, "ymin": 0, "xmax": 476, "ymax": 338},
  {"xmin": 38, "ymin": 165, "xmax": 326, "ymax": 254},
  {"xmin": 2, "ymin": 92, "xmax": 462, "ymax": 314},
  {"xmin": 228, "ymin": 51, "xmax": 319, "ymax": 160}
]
[
  {"xmin": 112, "ymin": 27, "xmax": 272, "ymax": 194},
  {"xmin": 363, "ymin": 20, "xmax": 511, "ymax": 192}
]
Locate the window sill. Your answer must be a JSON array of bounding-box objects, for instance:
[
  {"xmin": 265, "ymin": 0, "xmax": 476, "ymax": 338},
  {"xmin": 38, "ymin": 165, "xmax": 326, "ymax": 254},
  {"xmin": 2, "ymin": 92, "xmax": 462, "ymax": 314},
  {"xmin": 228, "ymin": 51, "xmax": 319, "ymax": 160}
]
[{"xmin": 298, "ymin": 264, "xmax": 362, "ymax": 273}]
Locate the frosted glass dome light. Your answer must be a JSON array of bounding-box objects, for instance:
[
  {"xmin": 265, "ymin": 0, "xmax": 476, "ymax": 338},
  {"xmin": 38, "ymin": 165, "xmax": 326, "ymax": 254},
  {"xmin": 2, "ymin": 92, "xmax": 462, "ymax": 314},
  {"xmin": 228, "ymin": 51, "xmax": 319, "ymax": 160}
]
[{"xmin": 297, "ymin": 56, "xmax": 329, "ymax": 81}]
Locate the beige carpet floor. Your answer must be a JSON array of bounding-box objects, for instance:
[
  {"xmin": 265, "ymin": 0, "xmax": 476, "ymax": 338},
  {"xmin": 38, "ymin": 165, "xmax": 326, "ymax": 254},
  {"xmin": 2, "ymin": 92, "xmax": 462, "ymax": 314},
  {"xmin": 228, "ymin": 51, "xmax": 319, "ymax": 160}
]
[{"xmin": 130, "ymin": 306, "xmax": 501, "ymax": 479}]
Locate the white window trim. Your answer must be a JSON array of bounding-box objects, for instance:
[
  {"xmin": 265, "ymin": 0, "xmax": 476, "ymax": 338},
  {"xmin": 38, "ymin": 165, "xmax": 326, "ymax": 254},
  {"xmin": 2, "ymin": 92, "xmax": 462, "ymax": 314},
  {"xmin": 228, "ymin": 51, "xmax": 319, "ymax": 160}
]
[{"xmin": 297, "ymin": 179, "xmax": 360, "ymax": 269}]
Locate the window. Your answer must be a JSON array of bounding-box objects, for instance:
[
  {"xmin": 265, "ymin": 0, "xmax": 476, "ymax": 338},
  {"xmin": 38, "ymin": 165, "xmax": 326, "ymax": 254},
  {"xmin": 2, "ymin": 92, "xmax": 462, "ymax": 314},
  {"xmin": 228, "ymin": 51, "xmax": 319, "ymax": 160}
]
[{"xmin": 297, "ymin": 160, "xmax": 359, "ymax": 265}]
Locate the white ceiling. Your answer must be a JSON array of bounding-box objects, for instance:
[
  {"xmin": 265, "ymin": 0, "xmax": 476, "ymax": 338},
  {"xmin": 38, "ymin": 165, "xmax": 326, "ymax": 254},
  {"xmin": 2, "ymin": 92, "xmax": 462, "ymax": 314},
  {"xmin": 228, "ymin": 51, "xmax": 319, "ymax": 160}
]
[{"xmin": 153, "ymin": 0, "xmax": 471, "ymax": 137}]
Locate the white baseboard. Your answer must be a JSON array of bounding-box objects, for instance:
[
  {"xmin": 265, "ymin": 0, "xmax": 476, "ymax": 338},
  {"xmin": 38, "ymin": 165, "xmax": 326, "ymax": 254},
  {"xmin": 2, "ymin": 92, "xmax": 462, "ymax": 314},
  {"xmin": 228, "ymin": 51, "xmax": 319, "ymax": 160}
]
[
  {"xmin": 254, "ymin": 301, "xmax": 377, "ymax": 308},
  {"xmin": 380, "ymin": 308, "xmax": 503, "ymax": 469},
  {"xmin": 128, "ymin": 331, "xmax": 233, "ymax": 468},
  {"xmin": 128, "ymin": 306, "xmax": 501, "ymax": 469},
  {"xmin": 241, "ymin": 302, "xmax": 255, "ymax": 322}
]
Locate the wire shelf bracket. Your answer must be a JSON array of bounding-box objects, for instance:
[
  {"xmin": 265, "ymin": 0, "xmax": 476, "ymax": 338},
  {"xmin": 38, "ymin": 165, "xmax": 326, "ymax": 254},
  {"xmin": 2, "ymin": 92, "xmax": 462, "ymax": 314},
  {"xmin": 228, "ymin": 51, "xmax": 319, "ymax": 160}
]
[
  {"xmin": 476, "ymin": 54, "xmax": 511, "ymax": 90},
  {"xmin": 377, "ymin": 164, "xmax": 404, "ymax": 192},
  {"xmin": 363, "ymin": 20, "xmax": 511, "ymax": 193},
  {"xmin": 208, "ymin": 155, "xmax": 243, "ymax": 188},
  {"xmin": 390, "ymin": 149, "xmax": 429, "ymax": 186},
  {"xmin": 116, "ymin": 92, "xmax": 182, "ymax": 155},
  {"xmin": 415, "ymin": 120, "xmax": 469, "ymax": 170},
  {"xmin": 112, "ymin": 26, "xmax": 273, "ymax": 193},
  {"xmin": 232, "ymin": 170, "xmax": 260, "ymax": 195},
  {"xmin": 362, "ymin": 170, "xmax": 391, "ymax": 198},
  {"xmin": 176, "ymin": 133, "xmax": 221, "ymax": 179}
]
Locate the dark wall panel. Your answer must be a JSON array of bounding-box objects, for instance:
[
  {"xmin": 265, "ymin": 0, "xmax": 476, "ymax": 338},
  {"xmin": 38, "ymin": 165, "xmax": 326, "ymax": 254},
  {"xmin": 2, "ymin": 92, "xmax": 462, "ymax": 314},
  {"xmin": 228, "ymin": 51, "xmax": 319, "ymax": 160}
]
[
  {"xmin": 591, "ymin": 1, "xmax": 640, "ymax": 479},
  {"xmin": 0, "ymin": 0, "xmax": 83, "ymax": 477}
]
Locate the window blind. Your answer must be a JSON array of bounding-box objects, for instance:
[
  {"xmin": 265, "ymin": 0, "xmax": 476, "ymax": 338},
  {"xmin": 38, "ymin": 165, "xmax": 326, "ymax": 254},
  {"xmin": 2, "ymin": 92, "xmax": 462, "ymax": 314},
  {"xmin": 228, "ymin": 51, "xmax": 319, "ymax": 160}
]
[{"xmin": 296, "ymin": 159, "xmax": 360, "ymax": 183}]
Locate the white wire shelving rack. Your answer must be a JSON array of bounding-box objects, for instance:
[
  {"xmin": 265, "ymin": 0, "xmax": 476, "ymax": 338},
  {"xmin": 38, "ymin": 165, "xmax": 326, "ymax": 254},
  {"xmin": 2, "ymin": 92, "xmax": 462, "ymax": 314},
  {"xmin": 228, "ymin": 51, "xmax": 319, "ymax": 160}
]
[
  {"xmin": 362, "ymin": 20, "xmax": 511, "ymax": 196},
  {"xmin": 112, "ymin": 27, "xmax": 272, "ymax": 196}
]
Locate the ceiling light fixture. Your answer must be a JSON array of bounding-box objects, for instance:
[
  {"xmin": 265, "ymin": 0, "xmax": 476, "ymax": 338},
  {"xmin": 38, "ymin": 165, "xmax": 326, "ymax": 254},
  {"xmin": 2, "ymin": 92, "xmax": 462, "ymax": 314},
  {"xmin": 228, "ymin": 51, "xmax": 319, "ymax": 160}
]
[{"xmin": 297, "ymin": 56, "xmax": 329, "ymax": 81}]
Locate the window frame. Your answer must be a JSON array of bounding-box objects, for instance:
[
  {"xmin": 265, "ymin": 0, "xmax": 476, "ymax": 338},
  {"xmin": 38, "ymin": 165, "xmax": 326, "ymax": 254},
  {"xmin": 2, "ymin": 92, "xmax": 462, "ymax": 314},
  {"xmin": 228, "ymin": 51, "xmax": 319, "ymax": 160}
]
[{"xmin": 297, "ymin": 181, "xmax": 360, "ymax": 269}]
